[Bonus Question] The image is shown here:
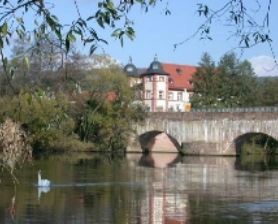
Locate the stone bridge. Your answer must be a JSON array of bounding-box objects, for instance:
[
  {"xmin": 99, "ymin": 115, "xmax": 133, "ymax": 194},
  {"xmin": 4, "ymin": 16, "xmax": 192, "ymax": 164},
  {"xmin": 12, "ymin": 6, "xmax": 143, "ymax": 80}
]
[{"xmin": 128, "ymin": 111, "xmax": 278, "ymax": 155}]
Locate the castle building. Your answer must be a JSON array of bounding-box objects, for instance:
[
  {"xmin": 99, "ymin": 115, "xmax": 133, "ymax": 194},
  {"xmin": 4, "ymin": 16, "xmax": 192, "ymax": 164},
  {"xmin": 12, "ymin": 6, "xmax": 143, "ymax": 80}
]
[{"xmin": 124, "ymin": 56, "xmax": 197, "ymax": 112}]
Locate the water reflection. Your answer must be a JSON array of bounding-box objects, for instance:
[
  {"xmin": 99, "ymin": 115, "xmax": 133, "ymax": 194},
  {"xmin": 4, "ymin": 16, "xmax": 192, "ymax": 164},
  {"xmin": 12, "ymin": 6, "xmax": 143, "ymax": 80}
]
[
  {"xmin": 37, "ymin": 186, "xmax": 50, "ymax": 200},
  {"xmin": 235, "ymin": 155, "xmax": 278, "ymax": 171},
  {"xmin": 1, "ymin": 153, "xmax": 278, "ymax": 223},
  {"xmin": 137, "ymin": 153, "xmax": 188, "ymax": 223},
  {"xmin": 138, "ymin": 153, "xmax": 181, "ymax": 168}
]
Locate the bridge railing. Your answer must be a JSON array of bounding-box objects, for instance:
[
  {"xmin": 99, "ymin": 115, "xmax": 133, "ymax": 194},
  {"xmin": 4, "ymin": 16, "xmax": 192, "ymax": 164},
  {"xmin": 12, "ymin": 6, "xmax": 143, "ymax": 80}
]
[{"xmin": 191, "ymin": 107, "xmax": 278, "ymax": 113}]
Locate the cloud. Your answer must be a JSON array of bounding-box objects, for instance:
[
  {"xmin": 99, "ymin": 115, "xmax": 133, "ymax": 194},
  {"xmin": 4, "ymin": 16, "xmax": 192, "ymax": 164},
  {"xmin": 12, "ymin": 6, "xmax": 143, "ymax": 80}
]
[{"xmin": 249, "ymin": 55, "xmax": 278, "ymax": 77}]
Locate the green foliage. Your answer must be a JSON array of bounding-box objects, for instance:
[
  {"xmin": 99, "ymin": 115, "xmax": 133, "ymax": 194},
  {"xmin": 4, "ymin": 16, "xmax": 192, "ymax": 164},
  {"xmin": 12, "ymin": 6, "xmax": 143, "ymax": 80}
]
[
  {"xmin": 256, "ymin": 78, "xmax": 278, "ymax": 106},
  {"xmin": 237, "ymin": 134, "xmax": 278, "ymax": 171},
  {"xmin": 0, "ymin": 90, "xmax": 75, "ymax": 150},
  {"xmin": 0, "ymin": 65, "xmax": 145, "ymax": 153},
  {"xmin": 74, "ymin": 68, "xmax": 145, "ymax": 152},
  {"xmin": 1, "ymin": 33, "xmax": 146, "ymax": 154},
  {"xmin": 190, "ymin": 53, "xmax": 217, "ymax": 107},
  {"xmin": 191, "ymin": 52, "xmax": 257, "ymax": 108},
  {"xmin": 217, "ymin": 53, "xmax": 257, "ymax": 107}
]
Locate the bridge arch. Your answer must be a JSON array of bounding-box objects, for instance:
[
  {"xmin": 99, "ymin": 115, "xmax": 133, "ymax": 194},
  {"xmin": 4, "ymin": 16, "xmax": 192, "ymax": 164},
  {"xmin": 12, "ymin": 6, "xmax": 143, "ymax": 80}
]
[
  {"xmin": 138, "ymin": 130, "xmax": 180, "ymax": 153},
  {"xmin": 233, "ymin": 132, "xmax": 278, "ymax": 155}
]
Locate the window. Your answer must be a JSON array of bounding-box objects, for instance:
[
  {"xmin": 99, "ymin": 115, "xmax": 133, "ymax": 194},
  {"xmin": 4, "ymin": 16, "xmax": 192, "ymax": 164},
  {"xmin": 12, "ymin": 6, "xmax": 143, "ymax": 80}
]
[
  {"xmin": 168, "ymin": 92, "xmax": 173, "ymax": 100},
  {"xmin": 159, "ymin": 91, "xmax": 163, "ymax": 99},
  {"xmin": 159, "ymin": 76, "xmax": 164, "ymax": 82},
  {"xmin": 126, "ymin": 66, "xmax": 134, "ymax": 72},
  {"xmin": 147, "ymin": 76, "xmax": 152, "ymax": 82},
  {"xmin": 177, "ymin": 92, "xmax": 183, "ymax": 101},
  {"xmin": 176, "ymin": 68, "xmax": 183, "ymax": 74},
  {"xmin": 146, "ymin": 90, "xmax": 152, "ymax": 99},
  {"xmin": 152, "ymin": 63, "xmax": 159, "ymax": 70}
]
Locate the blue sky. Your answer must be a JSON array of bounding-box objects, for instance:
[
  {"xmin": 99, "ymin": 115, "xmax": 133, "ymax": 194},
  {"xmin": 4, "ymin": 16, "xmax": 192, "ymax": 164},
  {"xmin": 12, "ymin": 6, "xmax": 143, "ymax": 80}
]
[{"xmin": 12, "ymin": 0, "xmax": 278, "ymax": 76}]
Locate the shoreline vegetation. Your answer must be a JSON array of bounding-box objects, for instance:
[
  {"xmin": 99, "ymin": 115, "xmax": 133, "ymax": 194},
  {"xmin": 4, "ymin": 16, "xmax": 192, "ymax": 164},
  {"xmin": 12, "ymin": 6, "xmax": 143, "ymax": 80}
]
[{"xmin": 0, "ymin": 60, "xmax": 146, "ymax": 170}]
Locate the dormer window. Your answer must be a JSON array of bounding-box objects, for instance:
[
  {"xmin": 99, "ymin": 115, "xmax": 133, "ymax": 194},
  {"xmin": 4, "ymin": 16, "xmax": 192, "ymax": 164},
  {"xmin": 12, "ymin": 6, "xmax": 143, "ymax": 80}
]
[
  {"xmin": 176, "ymin": 68, "xmax": 182, "ymax": 74},
  {"xmin": 152, "ymin": 63, "xmax": 159, "ymax": 70},
  {"xmin": 123, "ymin": 58, "xmax": 138, "ymax": 76},
  {"xmin": 126, "ymin": 66, "xmax": 133, "ymax": 72},
  {"xmin": 145, "ymin": 55, "xmax": 167, "ymax": 76}
]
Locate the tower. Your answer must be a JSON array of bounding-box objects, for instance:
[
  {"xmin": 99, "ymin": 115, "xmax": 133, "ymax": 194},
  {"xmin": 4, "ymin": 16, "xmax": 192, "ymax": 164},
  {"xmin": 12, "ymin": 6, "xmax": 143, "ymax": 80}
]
[
  {"xmin": 123, "ymin": 56, "xmax": 140, "ymax": 87},
  {"xmin": 142, "ymin": 56, "xmax": 169, "ymax": 112}
]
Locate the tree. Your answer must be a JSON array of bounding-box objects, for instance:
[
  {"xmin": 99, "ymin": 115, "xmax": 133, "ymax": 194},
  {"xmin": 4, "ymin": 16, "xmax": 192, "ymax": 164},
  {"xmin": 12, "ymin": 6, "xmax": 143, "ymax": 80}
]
[
  {"xmin": 0, "ymin": 35, "xmax": 67, "ymax": 95},
  {"xmin": 11, "ymin": 35, "xmax": 61, "ymax": 71},
  {"xmin": 257, "ymin": 78, "xmax": 278, "ymax": 106},
  {"xmin": 191, "ymin": 52, "xmax": 257, "ymax": 108},
  {"xmin": 190, "ymin": 53, "xmax": 218, "ymax": 107},
  {"xmin": 73, "ymin": 67, "xmax": 144, "ymax": 152},
  {"xmin": 218, "ymin": 52, "xmax": 257, "ymax": 107}
]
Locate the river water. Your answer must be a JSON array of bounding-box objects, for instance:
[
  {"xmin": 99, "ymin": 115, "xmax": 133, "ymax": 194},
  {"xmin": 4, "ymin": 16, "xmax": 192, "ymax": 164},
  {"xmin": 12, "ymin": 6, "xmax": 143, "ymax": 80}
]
[{"xmin": 1, "ymin": 153, "xmax": 278, "ymax": 223}]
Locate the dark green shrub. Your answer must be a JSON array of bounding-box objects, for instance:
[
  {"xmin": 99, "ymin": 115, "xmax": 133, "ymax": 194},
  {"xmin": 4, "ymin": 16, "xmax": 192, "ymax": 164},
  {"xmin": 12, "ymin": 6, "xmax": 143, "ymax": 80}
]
[{"xmin": 0, "ymin": 90, "xmax": 75, "ymax": 150}]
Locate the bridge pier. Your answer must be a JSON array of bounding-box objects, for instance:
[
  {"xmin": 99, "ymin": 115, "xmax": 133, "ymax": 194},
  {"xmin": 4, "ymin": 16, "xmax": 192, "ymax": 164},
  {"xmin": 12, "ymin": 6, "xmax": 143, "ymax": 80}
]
[{"xmin": 181, "ymin": 141, "xmax": 236, "ymax": 156}]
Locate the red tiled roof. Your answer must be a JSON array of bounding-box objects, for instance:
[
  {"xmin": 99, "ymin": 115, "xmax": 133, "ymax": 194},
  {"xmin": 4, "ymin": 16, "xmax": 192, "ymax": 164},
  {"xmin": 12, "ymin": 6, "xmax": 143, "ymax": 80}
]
[{"xmin": 162, "ymin": 63, "xmax": 197, "ymax": 91}]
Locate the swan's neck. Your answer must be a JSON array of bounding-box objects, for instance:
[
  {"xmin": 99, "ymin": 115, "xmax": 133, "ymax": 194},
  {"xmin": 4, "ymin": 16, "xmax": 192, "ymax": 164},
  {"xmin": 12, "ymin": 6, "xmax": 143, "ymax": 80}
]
[{"xmin": 38, "ymin": 173, "xmax": 41, "ymax": 183}]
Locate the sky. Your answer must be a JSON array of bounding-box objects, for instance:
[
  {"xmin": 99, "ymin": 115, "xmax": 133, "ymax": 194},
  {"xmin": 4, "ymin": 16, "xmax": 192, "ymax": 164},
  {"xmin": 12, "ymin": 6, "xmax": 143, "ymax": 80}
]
[{"xmin": 10, "ymin": 0, "xmax": 278, "ymax": 76}]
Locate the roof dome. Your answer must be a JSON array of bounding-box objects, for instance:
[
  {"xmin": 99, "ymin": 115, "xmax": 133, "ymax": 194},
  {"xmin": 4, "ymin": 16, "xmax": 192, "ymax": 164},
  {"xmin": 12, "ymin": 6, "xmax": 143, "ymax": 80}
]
[
  {"xmin": 123, "ymin": 57, "xmax": 138, "ymax": 77},
  {"xmin": 145, "ymin": 55, "xmax": 168, "ymax": 75}
]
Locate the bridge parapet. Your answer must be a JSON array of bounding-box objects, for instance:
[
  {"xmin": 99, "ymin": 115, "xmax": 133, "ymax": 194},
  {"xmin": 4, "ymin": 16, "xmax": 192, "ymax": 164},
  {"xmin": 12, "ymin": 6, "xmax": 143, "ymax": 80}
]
[
  {"xmin": 144, "ymin": 111, "xmax": 278, "ymax": 121},
  {"xmin": 191, "ymin": 107, "xmax": 278, "ymax": 113}
]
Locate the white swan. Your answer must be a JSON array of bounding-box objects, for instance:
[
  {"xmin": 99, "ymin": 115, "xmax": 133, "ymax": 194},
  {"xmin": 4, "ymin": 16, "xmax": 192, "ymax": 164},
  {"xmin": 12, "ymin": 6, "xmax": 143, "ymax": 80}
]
[{"xmin": 38, "ymin": 170, "xmax": 51, "ymax": 187}]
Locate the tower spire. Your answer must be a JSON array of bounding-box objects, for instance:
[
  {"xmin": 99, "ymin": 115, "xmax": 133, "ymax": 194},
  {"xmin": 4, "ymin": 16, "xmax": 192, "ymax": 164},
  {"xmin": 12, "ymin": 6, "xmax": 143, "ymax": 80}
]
[
  {"xmin": 154, "ymin": 54, "xmax": 158, "ymax": 62},
  {"xmin": 128, "ymin": 56, "xmax": 133, "ymax": 64}
]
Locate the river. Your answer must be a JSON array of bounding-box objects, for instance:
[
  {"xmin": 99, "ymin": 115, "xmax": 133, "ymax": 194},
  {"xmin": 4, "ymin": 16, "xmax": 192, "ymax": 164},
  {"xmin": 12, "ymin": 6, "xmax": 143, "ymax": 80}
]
[{"xmin": 1, "ymin": 153, "xmax": 278, "ymax": 223}]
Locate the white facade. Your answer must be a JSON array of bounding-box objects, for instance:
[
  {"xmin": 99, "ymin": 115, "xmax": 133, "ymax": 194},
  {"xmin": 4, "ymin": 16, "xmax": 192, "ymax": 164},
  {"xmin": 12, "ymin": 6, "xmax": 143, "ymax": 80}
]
[
  {"xmin": 168, "ymin": 89, "xmax": 190, "ymax": 112},
  {"xmin": 143, "ymin": 75, "xmax": 168, "ymax": 112},
  {"xmin": 143, "ymin": 74, "xmax": 190, "ymax": 112}
]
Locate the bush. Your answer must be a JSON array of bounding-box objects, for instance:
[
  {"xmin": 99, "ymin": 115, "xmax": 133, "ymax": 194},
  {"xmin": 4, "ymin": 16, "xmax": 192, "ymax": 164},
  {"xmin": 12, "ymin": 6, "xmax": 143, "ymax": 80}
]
[
  {"xmin": 73, "ymin": 68, "xmax": 146, "ymax": 152},
  {"xmin": 0, "ymin": 90, "xmax": 75, "ymax": 151}
]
